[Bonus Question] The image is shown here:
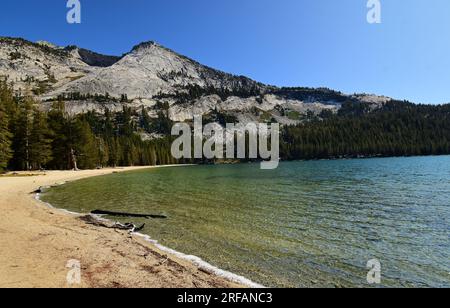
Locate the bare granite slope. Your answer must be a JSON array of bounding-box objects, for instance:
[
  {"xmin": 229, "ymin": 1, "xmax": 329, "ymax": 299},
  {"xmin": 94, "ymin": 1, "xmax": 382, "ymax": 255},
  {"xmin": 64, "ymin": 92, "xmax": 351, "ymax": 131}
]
[{"xmin": 0, "ymin": 37, "xmax": 390, "ymax": 124}]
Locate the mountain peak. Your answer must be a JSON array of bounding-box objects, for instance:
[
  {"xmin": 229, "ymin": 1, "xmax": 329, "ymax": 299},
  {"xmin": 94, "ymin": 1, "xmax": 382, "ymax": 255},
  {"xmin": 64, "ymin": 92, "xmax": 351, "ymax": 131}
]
[
  {"xmin": 36, "ymin": 40, "xmax": 60, "ymax": 49},
  {"xmin": 130, "ymin": 41, "xmax": 161, "ymax": 53}
]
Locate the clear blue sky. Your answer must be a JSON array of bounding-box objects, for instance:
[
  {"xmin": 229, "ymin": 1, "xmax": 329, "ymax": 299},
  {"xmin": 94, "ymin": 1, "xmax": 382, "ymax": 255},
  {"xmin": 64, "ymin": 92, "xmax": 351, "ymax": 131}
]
[{"xmin": 1, "ymin": 0, "xmax": 449, "ymax": 104}]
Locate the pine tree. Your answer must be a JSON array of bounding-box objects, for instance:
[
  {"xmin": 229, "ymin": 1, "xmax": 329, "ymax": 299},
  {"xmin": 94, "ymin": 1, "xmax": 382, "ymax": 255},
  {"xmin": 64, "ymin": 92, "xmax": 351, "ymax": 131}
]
[
  {"xmin": 96, "ymin": 137, "xmax": 109, "ymax": 168},
  {"xmin": 121, "ymin": 106, "xmax": 134, "ymax": 136},
  {"xmin": 47, "ymin": 101, "xmax": 95, "ymax": 170},
  {"xmin": 108, "ymin": 137, "xmax": 121, "ymax": 167},
  {"xmin": 0, "ymin": 79, "xmax": 16, "ymax": 171},
  {"xmin": 29, "ymin": 108, "xmax": 53, "ymax": 170},
  {"xmin": 11, "ymin": 97, "xmax": 34, "ymax": 170},
  {"xmin": 0, "ymin": 79, "xmax": 17, "ymax": 117},
  {"xmin": 140, "ymin": 106, "xmax": 151, "ymax": 132},
  {"xmin": 47, "ymin": 101, "xmax": 70, "ymax": 170},
  {"xmin": 0, "ymin": 94, "xmax": 12, "ymax": 172},
  {"xmin": 75, "ymin": 119, "xmax": 99, "ymax": 169}
]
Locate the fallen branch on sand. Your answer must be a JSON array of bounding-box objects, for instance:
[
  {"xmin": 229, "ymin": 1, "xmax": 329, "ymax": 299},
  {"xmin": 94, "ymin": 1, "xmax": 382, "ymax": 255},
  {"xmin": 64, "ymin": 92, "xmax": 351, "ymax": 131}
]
[
  {"xmin": 91, "ymin": 209, "xmax": 167, "ymax": 219},
  {"xmin": 80, "ymin": 215, "xmax": 145, "ymax": 232}
]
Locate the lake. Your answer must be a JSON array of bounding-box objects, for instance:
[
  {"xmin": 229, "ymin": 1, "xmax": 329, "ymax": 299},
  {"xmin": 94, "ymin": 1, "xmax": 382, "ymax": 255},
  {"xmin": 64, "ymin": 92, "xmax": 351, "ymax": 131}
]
[{"xmin": 41, "ymin": 156, "xmax": 450, "ymax": 287}]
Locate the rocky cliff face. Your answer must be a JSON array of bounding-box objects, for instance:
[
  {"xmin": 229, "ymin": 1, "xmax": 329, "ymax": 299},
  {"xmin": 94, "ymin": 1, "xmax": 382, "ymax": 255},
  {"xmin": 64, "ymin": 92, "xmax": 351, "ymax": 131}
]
[
  {"xmin": 0, "ymin": 37, "xmax": 390, "ymax": 124},
  {"xmin": 0, "ymin": 37, "xmax": 94, "ymax": 96},
  {"xmin": 47, "ymin": 41, "xmax": 265, "ymax": 100}
]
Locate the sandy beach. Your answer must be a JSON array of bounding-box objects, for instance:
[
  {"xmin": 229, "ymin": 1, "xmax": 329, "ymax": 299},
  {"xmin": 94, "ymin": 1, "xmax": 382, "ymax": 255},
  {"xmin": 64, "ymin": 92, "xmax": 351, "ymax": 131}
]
[{"xmin": 0, "ymin": 166, "xmax": 243, "ymax": 288}]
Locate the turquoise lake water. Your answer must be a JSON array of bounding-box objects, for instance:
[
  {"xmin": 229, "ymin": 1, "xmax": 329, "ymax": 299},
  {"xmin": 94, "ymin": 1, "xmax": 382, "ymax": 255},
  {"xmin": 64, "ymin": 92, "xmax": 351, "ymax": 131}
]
[{"xmin": 42, "ymin": 156, "xmax": 450, "ymax": 287}]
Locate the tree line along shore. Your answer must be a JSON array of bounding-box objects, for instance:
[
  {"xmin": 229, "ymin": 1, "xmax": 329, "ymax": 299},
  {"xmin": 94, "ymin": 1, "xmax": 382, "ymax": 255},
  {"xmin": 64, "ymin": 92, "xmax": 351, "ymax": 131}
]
[{"xmin": 1, "ymin": 78, "xmax": 450, "ymax": 172}]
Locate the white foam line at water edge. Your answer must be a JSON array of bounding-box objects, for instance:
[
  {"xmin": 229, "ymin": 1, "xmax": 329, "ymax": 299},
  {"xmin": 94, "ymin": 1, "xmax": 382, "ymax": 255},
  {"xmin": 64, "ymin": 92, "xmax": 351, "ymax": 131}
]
[
  {"xmin": 35, "ymin": 185, "xmax": 81, "ymax": 216},
  {"xmin": 34, "ymin": 187, "xmax": 265, "ymax": 288},
  {"xmin": 133, "ymin": 232, "xmax": 265, "ymax": 288}
]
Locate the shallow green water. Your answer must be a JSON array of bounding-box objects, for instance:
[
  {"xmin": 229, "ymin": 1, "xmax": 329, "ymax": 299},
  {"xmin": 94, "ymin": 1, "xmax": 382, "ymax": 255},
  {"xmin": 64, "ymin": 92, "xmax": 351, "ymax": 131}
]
[{"xmin": 42, "ymin": 157, "xmax": 450, "ymax": 287}]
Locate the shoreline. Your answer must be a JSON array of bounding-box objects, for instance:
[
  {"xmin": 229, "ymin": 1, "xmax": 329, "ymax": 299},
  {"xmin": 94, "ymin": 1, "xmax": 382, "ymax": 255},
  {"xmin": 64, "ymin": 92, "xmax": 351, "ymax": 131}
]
[{"xmin": 0, "ymin": 166, "xmax": 252, "ymax": 288}]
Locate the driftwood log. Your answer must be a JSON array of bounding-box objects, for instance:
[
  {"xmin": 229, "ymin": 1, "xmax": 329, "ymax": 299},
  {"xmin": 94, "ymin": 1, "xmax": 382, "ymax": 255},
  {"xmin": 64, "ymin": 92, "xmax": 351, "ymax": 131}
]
[
  {"xmin": 80, "ymin": 215, "xmax": 145, "ymax": 232},
  {"xmin": 91, "ymin": 209, "xmax": 167, "ymax": 219}
]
